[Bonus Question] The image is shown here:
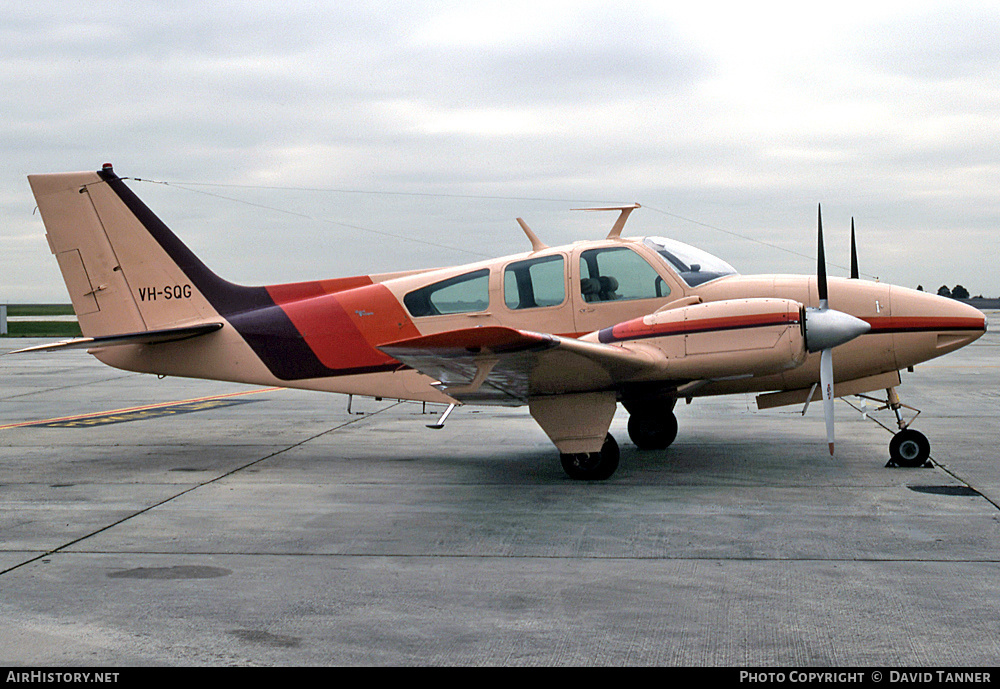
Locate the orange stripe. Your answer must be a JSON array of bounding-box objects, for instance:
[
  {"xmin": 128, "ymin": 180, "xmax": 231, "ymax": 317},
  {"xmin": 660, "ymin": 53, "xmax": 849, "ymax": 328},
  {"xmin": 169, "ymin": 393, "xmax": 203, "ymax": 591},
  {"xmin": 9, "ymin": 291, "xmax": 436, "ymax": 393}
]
[
  {"xmin": 0, "ymin": 387, "xmax": 282, "ymax": 430},
  {"xmin": 274, "ymin": 283, "xmax": 420, "ymax": 372}
]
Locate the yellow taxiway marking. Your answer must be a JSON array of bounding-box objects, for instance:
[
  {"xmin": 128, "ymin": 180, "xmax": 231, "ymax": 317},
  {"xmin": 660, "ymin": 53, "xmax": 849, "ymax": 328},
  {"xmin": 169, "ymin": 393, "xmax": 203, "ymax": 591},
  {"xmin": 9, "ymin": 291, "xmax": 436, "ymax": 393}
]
[{"xmin": 0, "ymin": 387, "xmax": 283, "ymax": 430}]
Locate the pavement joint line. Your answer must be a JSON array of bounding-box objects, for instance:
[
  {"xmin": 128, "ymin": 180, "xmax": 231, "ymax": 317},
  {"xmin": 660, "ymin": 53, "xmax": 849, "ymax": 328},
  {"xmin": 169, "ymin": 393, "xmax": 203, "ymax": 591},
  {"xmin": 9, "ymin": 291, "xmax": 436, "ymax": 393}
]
[
  {"xmin": 0, "ymin": 400, "xmax": 404, "ymax": 578},
  {"xmin": 0, "ymin": 373, "xmax": 134, "ymax": 402},
  {"xmin": 931, "ymin": 460, "xmax": 1000, "ymax": 512}
]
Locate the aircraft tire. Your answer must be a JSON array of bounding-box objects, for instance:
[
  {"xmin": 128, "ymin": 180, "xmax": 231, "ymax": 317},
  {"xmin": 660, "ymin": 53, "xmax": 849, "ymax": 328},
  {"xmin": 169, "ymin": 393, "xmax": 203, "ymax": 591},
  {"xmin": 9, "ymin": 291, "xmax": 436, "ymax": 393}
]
[
  {"xmin": 627, "ymin": 410, "xmax": 678, "ymax": 451},
  {"xmin": 889, "ymin": 429, "xmax": 931, "ymax": 467},
  {"xmin": 560, "ymin": 434, "xmax": 620, "ymax": 480}
]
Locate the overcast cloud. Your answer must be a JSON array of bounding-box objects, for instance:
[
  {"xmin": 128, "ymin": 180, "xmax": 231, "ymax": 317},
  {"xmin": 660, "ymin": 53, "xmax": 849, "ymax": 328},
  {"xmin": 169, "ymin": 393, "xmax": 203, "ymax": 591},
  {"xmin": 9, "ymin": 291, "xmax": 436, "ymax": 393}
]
[{"xmin": 2, "ymin": 1, "xmax": 998, "ymax": 301}]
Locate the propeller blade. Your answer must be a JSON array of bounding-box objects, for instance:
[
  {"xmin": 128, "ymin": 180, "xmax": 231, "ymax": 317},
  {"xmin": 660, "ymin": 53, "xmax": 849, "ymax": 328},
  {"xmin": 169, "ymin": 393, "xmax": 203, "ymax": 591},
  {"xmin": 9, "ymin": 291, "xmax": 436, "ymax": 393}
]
[
  {"xmin": 820, "ymin": 347, "xmax": 835, "ymax": 455},
  {"xmin": 817, "ymin": 204, "xmax": 828, "ymax": 307},
  {"xmin": 850, "ymin": 217, "xmax": 859, "ymax": 279}
]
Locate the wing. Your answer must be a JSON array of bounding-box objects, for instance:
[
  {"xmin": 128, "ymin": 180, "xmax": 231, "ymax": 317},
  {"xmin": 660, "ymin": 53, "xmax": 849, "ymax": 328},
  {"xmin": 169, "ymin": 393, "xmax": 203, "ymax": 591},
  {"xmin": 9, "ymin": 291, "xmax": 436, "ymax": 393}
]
[
  {"xmin": 379, "ymin": 299, "xmax": 810, "ymax": 406},
  {"xmin": 378, "ymin": 326, "xmax": 661, "ymax": 405}
]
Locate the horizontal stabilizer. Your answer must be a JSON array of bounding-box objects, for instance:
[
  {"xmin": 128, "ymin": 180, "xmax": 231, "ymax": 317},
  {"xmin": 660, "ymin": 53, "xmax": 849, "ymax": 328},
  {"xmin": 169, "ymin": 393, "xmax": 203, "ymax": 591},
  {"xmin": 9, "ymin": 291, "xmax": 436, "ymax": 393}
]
[{"xmin": 7, "ymin": 323, "xmax": 224, "ymax": 355}]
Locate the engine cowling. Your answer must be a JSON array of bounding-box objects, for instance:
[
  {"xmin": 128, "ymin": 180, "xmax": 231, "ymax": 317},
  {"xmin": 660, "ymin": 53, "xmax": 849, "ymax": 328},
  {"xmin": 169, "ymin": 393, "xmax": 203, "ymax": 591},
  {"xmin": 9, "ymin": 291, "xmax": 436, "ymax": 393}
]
[{"xmin": 584, "ymin": 298, "xmax": 808, "ymax": 380}]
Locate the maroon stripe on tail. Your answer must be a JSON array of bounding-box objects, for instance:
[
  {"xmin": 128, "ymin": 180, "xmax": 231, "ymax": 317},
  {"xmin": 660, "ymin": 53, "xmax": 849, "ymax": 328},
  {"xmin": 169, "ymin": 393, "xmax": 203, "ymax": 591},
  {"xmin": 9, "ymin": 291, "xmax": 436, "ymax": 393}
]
[{"xmin": 97, "ymin": 168, "xmax": 375, "ymax": 380}]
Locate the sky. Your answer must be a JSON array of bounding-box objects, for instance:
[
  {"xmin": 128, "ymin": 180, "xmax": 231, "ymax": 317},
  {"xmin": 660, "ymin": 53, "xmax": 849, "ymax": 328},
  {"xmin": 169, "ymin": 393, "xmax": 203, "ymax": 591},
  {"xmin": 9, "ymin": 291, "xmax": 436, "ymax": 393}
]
[{"xmin": 2, "ymin": 0, "xmax": 998, "ymax": 302}]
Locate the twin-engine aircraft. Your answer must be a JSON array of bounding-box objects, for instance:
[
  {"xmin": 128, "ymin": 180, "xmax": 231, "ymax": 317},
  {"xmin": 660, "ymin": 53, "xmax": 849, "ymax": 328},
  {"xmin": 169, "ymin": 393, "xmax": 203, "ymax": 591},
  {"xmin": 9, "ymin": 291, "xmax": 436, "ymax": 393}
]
[{"xmin": 17, "ymin": 165, "xmax": 987, "ymax": 479}]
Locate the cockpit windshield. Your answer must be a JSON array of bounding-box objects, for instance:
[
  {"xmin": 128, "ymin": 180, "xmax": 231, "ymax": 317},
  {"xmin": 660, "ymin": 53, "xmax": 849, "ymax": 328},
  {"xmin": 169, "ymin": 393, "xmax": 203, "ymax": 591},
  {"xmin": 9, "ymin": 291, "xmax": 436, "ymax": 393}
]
[{"xmin": 642, "ymin": 236, "xmax": 738, "ymax": 287}]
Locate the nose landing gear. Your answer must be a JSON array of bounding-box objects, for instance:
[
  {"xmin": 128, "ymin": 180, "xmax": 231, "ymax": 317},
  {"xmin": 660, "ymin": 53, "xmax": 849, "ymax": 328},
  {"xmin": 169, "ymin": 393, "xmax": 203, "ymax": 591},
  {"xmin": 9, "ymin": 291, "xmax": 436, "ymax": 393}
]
[{"xmin": 847, "ymin": 386, "xmax": 930, "ymax": 467}]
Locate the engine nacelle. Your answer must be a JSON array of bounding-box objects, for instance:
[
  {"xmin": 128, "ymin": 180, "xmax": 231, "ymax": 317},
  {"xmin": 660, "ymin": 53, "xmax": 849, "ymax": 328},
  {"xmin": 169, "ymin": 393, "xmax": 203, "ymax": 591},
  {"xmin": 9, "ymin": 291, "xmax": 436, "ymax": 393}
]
[{"xmin": 585, "ymin": 298, "xmax": 808, "ymax": 380}]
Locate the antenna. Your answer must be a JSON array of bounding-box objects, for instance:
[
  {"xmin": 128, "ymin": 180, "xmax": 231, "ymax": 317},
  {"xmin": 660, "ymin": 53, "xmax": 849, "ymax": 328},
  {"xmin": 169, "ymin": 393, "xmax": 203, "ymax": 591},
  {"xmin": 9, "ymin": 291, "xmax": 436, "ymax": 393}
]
[
  {"xmin": 572, "ymin": 203, "xmax": 641, "ymax": 240},
  {"xmin": 516, "ymin": 218, "xmax": 548, "ymax": 252}
]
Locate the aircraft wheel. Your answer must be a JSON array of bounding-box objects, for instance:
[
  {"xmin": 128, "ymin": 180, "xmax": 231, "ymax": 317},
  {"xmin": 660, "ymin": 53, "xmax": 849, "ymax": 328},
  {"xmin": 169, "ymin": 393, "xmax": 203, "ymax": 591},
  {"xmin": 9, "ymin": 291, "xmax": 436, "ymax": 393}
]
[
  {"xmin": 560, "ymin": 434, "xmax": 620, "ymax": 480},
  {"xmin": 889, "ymin": 429, "xmax": 931, "ymax": 467},
  {"xmin": 627, "ymin": 409, "xmax": 678, "ymax": 451}
]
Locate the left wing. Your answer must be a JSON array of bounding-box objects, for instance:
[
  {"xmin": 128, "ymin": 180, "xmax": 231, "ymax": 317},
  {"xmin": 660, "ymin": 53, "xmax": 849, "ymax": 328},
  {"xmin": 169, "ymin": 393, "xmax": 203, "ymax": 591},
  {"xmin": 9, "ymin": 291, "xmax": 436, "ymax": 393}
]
[{"xmin": 379, "ymin": 326, "xmax": 661, "ymax": 405}]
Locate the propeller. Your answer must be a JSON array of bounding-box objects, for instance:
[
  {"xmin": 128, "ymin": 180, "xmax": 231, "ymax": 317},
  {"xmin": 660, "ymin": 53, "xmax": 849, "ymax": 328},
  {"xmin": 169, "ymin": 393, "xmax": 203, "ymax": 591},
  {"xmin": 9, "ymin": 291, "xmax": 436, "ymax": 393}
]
[
  {"xmin": 803, "ymin": 205, "xmax": 871, "ymax": 454},
  {"xmin": 850, "ymin": 217, "xmax": 859, "ymax": 279}
]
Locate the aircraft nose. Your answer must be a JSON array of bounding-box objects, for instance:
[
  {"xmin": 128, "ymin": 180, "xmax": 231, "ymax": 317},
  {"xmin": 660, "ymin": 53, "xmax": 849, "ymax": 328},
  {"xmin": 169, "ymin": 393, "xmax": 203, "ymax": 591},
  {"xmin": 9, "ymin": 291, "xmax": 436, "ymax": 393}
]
[{"xmin": 889, "ymin": 286, "xmax": 987, "ymax": 368}]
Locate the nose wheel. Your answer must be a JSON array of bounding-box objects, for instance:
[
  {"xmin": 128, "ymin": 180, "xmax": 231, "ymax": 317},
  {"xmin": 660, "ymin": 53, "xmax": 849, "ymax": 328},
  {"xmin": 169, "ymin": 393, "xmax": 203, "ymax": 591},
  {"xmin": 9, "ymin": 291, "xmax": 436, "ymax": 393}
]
[{"xmin": 889, "ymin": 428, "xmax": 931, "ymax": 467}]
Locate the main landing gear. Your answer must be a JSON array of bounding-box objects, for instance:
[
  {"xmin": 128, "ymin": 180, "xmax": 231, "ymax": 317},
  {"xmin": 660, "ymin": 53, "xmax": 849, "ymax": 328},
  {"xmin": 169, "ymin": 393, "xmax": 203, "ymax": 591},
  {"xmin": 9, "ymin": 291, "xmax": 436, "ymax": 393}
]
[
  {"xmin": 559, "ymin": 403, "xmax": 678, "ymax": 480},
  {"xmin": 560, "ymin": 434, "xmax": 620, "ymax": 481},
  {"xmin": 627, "ymin": 407, "xmax": 679, "ymax": 451},
  {"xmin": 848, "ymin": 386, "xmax": 930, "ymax": 467}
]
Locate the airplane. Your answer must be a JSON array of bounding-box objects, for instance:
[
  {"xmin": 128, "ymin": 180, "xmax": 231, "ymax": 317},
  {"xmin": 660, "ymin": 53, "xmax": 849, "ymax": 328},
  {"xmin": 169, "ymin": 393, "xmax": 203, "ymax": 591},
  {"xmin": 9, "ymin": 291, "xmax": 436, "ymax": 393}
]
[{"xmin": 13, "ymin": 164, "xmax": 987, "ymax": 480}]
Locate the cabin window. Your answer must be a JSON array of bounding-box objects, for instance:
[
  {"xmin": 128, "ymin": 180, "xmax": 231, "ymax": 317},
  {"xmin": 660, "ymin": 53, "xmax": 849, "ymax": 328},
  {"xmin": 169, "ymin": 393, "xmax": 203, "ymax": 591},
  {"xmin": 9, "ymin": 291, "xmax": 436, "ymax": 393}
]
[
  {"xmin": 503, "ymin": 255, "xmax": 566, "ymax": 310},
  {"xmin": 579, "ymin": 247, "xmax": 668, "ymax": 302},
  {"xmin": 403, "ymin": 269, "xmax": 490, "ymax": 317}
]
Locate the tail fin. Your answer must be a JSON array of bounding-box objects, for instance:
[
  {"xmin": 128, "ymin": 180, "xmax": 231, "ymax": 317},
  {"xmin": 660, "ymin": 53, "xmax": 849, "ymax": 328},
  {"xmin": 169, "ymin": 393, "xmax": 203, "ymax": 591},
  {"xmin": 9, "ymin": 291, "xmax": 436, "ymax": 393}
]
[{"xmin": 27, "ymin": 165, "xmax": 267, "ymax": 338}]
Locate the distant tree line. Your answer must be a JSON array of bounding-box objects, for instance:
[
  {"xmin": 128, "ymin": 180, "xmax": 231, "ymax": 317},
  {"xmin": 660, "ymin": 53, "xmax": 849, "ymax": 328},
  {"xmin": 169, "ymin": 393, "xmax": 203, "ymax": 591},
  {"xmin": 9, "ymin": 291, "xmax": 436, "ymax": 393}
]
[{"xmin": 916, "ymin": 285, "xmax": 976, "ymax": 299}]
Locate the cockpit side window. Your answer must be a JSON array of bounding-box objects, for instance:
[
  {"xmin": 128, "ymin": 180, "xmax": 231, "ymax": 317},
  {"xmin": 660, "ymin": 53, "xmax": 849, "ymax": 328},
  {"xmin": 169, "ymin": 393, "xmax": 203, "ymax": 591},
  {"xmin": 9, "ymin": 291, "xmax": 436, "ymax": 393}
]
[
  {"xmin": 643, "ymin": 237, "xmax": 738, "ymax": 287},
  {"xmin": 579, "ymin": 247, "xmax": 669, "ymax": 303},
  {"xmin": 503, "ymin": 255, "xmax": 566, "ymax": 310},
  {"xmin": 403, "ymin": 268, "xmax": 490, "ymax": 317}
]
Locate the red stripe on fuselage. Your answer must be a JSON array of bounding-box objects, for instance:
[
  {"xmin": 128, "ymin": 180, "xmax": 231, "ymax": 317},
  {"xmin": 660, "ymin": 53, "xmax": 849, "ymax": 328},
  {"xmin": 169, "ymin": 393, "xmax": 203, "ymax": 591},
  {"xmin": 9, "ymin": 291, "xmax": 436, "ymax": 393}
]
[
  {"xmin": 383, "ymin": 326, "xmax": 555, "ymax": 353},
  {"xmin": 863, "ymin": 316, "xmax": 986, "ymax": 333},
  {"xmin": 267, "ymin": 276, "xmax": 375, "ymax": 304},
  {"xmin": 604, "ymin": 311, "xmax": 797, "ymax": 344},
  {"xmin": 266, "ymin": 280, "xmax": 420, "ymax": 372}
]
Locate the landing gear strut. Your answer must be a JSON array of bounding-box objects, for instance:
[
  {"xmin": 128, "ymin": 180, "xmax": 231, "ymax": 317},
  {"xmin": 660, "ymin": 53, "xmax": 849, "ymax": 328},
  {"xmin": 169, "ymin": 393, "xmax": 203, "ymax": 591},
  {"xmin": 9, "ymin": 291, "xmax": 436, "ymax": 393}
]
[
  {"xmin": 848, "ymin": 386, "xmax": 930, "ymax": 467},
  {"xmin": 561, "ymin": 434, "xmax": 620, "ymax": 481}
]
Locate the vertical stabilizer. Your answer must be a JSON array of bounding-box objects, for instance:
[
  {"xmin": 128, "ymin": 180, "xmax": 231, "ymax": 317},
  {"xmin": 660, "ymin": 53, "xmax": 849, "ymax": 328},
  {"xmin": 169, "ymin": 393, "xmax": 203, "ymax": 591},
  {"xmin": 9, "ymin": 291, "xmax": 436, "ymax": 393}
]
[
  {"xmin": 29, "ymin": 170, "xmax": 146, "ymax": 337},
  {"xmin": 28, "ymin": 166, "xmax": 259, "ymax": 338}
]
